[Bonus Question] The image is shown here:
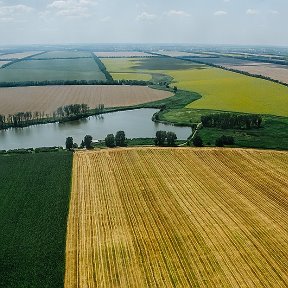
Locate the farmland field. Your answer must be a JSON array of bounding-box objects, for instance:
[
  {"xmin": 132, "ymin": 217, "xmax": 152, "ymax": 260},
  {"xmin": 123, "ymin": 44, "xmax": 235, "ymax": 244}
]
[
  {"xmin": 103, "ymin": 57, "xmax": 288, "ymax": 116},
  {"xmin": 0, "ymin": 51, "xmax": 43, "ymax": 60},
  {"xmin": 111, "ymin": 72, "xmax": 152, "ymax": 81},
  {"xmin": 0, "ymin": 152, "xmax": 72, "ymax": 288},
  {"xmin": 224, "ymin": 63, "xmax": 288, "ymax": 84},
  {"xmin": 0, "ymin": 85, "xmax": 173, "ymax": 115},
  {"xmin": 65, "ymin": 148, "xmax": 288, "ymax": 288},
  {"xmin": 94, "ymin": 51, "xmax": 154, "ymax": 57},
  {"xmin": 155, "ymin": 51, "xmax": 208, "ymax": 57},
  {"xmin": 171, "ymin": 68, "xmax": 288, "ymax": 116},
  {"xmin": 32, "ymin": 50, "xmax": 92, "ymax": 59},
  {"xmin": 0, "ymin": 57, "xmax": 106, "ymax": 82}
]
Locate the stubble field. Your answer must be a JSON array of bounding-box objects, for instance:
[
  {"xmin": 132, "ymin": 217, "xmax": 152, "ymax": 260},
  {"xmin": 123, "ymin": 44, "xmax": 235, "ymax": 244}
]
[
  {"xmin": 65, "ymin": 148, "xmax": 288, "ymax": 288},
  {"xmin": 0, "ymin": 85, "xmax": 173, "ymax": 115}
]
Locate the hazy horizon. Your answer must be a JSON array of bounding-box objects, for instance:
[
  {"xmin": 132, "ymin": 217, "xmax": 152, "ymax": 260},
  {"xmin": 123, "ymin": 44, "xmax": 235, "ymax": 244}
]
[{"xmin": 0, "ymin": 0, "xmax": 287, "ymax": 46}]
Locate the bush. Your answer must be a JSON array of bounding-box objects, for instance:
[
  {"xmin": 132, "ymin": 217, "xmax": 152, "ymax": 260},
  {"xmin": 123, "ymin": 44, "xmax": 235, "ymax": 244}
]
[
  {"xmin": 35, "ymin": 147, "xmax": 59, "ymax": 153},
  {"xmin": 192, "ymin": 135, "xmax": 203, "ymax": 147}
]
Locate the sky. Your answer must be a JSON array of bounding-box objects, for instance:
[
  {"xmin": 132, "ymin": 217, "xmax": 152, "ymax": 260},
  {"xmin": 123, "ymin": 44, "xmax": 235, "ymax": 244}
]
[{"xmin": 0, "ymin": 0, "xmax": 287, "ymax": 46}]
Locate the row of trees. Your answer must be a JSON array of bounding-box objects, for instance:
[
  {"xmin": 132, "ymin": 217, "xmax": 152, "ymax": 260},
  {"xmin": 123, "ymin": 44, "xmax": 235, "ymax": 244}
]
[
  {"xmin": 0, "ymin": 79, "xmax": 151, "ymax": 88},
  {"xmin": 91, "ymin": 54, "xmax": 114, "ymax": 81},
  {"xmin": 154, "ymin": 131, "xmax": 177, "ymax": 146},
  {"xmin": 0, "ymin": 111, "xmax": 47, "ymax": 128},
  {"xmin": 201, "ymin": 113, "xmax": 262, "ymax": 129},
  {"xmin": 65, "ymin": 131, "xmax": 128, "ymax": 150},
  {"xmin": 0, "ymin": 103, "xmax": 106, "ymax": 129}
]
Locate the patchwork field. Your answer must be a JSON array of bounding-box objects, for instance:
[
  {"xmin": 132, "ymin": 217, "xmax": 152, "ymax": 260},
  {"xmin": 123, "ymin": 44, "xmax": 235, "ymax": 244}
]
[
  {"xmin": 0, "ymin": 152, "xmax": 72, "ymax": 288},
  {"xmin": 65, "ymin": 148, "xmax": 288, "ymax": 288},
  {"xmin": 0, "ymin": 57, "xmax": 106, "ymax": 82},
  {"xmin": 0, "ymin": 51, "xmax": 43, "ymax": 60},
  {"xmin": 103, "ymin": 57, "xmax": 288, "ymax": 116},
  {"xmin": 0, "ymin": 85, "xmax": 173, "ymax": 115},
  {"xmin": 94, "ymin": 51, "xmax": 154, "ymax": 58},
  {"xmin": 102, "ymin": 57, "xmax": 203, "ymax": 82}
]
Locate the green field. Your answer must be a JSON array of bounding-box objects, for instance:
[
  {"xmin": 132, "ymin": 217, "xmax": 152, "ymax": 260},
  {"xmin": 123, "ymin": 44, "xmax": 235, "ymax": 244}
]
[
  {"xmin": 111, "ymin": 72, "xmax": 152, "ymax": 81},
  {"xmin": 32, "ymin": 50, "xmax": 92, "ymax": 59},
  {"xmin": 102, "ymin": 57, "xmax": 288, "ymax": 117},
  {"xmin": 0, "ymin": 57, "xmax": 107, "ymax": 82},
  {"xmin": 170, "ymin": 68, "xmax": 288, "ymax": 117},
  {"xmin": 0, "ymin": 152, "xmax": 72, "ymax": 288}
]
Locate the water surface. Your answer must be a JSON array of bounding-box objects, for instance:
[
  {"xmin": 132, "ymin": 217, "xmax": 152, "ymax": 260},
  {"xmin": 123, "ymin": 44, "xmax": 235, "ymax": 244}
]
[{"xmin": 0, "ymin": 109, "xmax": 192, "ymax": 150}]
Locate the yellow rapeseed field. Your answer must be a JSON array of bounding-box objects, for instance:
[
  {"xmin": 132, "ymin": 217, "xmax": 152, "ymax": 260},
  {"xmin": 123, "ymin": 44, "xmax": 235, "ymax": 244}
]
[{"xmin": 65, "ymin": 148, "xmax": 288, "ymax": 288}]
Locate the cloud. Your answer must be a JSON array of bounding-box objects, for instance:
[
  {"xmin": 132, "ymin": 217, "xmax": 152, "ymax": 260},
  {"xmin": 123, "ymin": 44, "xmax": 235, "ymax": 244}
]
[
  {"xmin": 246, "ymin": 9, "xmax": 259, "ymax": 15},
  {"xmin": 47, "ymin": 0, "xmax": 97, "ymax": 18},
  {"xmin": 165, "ymin": 10, "xmax": 190, "ymax": 17},
  {"xmin": 214, "ymin": 10, "xmax": 227, "ymax": 16},
  {"xmin": 136, "ymin": 12, "xmax": 157, "ymax": 21},
  {"xmin": 0, "ymin": 4, "xmax": 34, "ymax": 23}
]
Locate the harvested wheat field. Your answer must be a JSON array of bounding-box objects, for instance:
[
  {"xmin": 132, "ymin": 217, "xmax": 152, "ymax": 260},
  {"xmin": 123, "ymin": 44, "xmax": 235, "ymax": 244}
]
[
  {"xmin": 225, "ymin": 64, "xmax": 288, "ymax": 84},
  {"xmin": 0, "ymin": 85, "xmax": 172, "ymax": 115},
  {"xmin": 65, "ymin": 147, "xmax": 288, "ymax": 288}
]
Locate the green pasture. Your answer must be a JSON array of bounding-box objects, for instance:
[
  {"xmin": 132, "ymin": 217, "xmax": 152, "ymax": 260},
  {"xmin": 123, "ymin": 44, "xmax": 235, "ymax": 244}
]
[
  {"xmin": 0, "ymin": 57, "xmax": 107, "ymax": 82},
  {"xmin": 0, "ymin": 152, "xmax": 72, "ymax": 288}
]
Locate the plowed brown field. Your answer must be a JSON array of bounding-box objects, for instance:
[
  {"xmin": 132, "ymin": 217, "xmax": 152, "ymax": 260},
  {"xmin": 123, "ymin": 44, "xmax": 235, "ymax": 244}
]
[
  {"xmin": 65, "ymin": 148, "xmax": 288, "ymax": 288},
  {"xmin": 0, "ymin": 85, "xmax": 172, "ymax": 115}
]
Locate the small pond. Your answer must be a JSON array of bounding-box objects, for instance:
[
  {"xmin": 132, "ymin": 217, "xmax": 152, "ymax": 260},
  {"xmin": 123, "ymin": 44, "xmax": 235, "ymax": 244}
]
[{"xmin": 0, "ymin": 109, "xmax": 192, "ymax": 150}]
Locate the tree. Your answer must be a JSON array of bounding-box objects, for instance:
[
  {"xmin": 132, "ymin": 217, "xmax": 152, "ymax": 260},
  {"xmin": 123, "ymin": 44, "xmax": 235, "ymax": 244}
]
[
  {"xmin": 193, "ymin": 135, "xmax": 203, "ymax": 147},
  {"xmin": 215, "ymin": 137, "xmax": 224, "ymax": 147},
  {"xmin": 167, "ymin": 132, "xmax": 177, "ymax": 146},
  {"xmin": 173, "ymin": 86, "xmax": 178, "ymax": 92},
  {"xmin": 105, "ymin": 134, "xmax": 115, "ymax": 148},
  {"xmin": 115, "ymin": 131, "xmax": 127, "ymax": 147},
  {"xmin": 65, "ymin": 137, "xmax": 74, "ymax": 150},
  {"xmin": 80, "ymin": 140, "xmax": 85, "ymax": 148},
  {"xmin": 84, "ymin": 135, "xmax": 93, "ymax": 149},
  {"xmin": 155, "ymin": 131, "xmax": 167, "ymax": 146},
  {"xmin": 220, "ymin": 135, "xmax": 235, "ymax": 145}
]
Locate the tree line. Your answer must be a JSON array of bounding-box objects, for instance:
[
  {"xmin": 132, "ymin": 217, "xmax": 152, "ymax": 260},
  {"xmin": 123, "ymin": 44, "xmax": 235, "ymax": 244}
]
[
  {"xmin": 0, "ymin": 103, "xmax": 105, "ymax": 129},
  {"xmin": 91, "ymin": 54, "xmax": 114, "ymax": 82},
  {"xmin": 201, "ymin": 113, "xmax": 262, "ymax": 129},
  {"xmin": 0, "ymin": 79, "xmax": 151, "ymax": 88},
  {"xmin": 65, "ymin": 130, "xmax": 179, "ymax": 150},
  {"xmin": 0, "ymin": 111, "xmax": 47, "ymax": 129}
]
